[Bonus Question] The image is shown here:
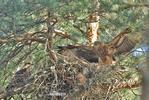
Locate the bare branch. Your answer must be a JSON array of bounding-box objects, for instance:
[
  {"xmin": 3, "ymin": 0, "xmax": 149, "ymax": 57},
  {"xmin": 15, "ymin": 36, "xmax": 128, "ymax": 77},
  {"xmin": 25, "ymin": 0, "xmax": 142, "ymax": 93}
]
[
  {"xmin": 102, "ymin": 78, "xmax": 141, "ymax": 91},
  {"xmin": 54, "ymin": 29, "xmax": 78, "ymax": 42},
  {"xmin": 71, "ymin": 22, "xmax": 87, "ymax": 36},
  {"xmin": 0, "ymin": 38, "xmax": 46, "ymax": 44},
  {"xmin": 47, "ymin": 11, "xmax": 58, "ymax": 62}
]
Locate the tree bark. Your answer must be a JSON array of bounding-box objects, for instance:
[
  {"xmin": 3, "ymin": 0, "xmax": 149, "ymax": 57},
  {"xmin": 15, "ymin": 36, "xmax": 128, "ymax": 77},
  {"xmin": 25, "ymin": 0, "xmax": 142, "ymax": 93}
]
[
  {"xmin": 141, "ymin": 16, "xmax": 149, "ymax": 100},
  {"xmin": 88, "ymin": 0, "xmax": 100, "ymax": 46}
]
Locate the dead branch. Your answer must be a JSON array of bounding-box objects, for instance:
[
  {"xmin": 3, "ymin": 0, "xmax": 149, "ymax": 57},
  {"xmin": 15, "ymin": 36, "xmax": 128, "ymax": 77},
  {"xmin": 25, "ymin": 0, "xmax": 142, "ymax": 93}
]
[
  {"xmin": 0, "ymin": 38, "xmax": 46, "ymax": 44},
  {"xmin": 54, "ymin": 29, "xmax": 78, "ymax": 42},
  {"xmin": 102, "ymin": 78, "xmax": 141, "ymax": 91},
  {"xmin": 47, "ymin": 11, "xmax": 58, "ymax": 62},
  {"xmin": 24, "ymin": 29, "xmax": 47, "ymax": 36},
  {"xmin": 70, "ymin": 22, "xmax": 87, "ymax": 36},
  {"xmin": 0, "ymin": 29, "xmax": 77, "ymax": 45}
]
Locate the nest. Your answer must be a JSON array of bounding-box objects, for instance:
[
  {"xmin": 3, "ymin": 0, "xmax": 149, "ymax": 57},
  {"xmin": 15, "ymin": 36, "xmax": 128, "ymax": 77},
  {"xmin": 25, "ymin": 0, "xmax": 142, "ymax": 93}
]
[
  {"xmin": 0, "ymin": 54, "xmax": 116, "ymax": 100},
  {"xmin": 28, "ymin": 59, "xmax": 113, "ymax": 100},
  {"xmin": 1, "ymin": 53, "xmax": 140, "ymax": 100}
]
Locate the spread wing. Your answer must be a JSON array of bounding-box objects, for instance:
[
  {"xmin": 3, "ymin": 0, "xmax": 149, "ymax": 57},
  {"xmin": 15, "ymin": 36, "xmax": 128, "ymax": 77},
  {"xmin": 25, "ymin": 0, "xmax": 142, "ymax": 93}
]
[
  {"xmin": 108, "ymin": 28, "xmax": 131, "ymax": 46},
  {"xmin": 113, "ymin": 36, "xmax": 137, "ymax": 55},
  {"xmin": 108, "ymin": 28, "xmax": 138, "ymax": 55},
  {"xmin": 58, "ymin": 28, "xmax": 139, "ymax": 64},
  {"xmin": 58, "ymin": 45, "xmax": 98, "ymax": 63}
]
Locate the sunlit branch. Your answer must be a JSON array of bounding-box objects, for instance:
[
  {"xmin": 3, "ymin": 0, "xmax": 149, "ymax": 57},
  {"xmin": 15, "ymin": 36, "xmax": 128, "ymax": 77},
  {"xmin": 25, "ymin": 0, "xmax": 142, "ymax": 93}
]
[{"xmin": 54, "ymin": 29, "xmax": 78, "ymax": 42}]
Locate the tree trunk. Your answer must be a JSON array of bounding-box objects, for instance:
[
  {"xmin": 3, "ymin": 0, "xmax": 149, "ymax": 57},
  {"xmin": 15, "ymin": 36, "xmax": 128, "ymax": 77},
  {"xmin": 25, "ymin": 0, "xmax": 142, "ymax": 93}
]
[
  {"xmin": 88, "ymin": 0, "xmax": 100, "ymax": 46},
  {"xmin": 141, "ymin": 16, "xmax": 149, "ymax": 100}
]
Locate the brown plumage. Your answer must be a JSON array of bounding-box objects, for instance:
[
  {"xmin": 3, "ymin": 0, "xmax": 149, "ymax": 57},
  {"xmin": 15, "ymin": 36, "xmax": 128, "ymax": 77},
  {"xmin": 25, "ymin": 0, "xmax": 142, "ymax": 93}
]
[
  {"xmin": 58, "ymin": 28, "xmax": 140, "ymax": 64},
  {"xmin": 93, "ymin": 41, "xmax": 116, "ymax": 64},
  {"xmin": 107, "ymin": 28, "xmax": 139, "ymax": 55},
  {"xmin": 58, "ymin": 45, "xmax": 98, "ymax": 62},
  {"xmin": 94, "ymin": 28, "xmax": 138, "ymax": 64},
  {"xmin": 93, "ymin": 28, "xmax": 139, "ymax": 64},
  {"xmin": 113, "ymin": 36, "xmax": 137, "ymax": 55},
  {"xmin": 6, "ymin": 63, "xmax": 32, "ymax": 92}
]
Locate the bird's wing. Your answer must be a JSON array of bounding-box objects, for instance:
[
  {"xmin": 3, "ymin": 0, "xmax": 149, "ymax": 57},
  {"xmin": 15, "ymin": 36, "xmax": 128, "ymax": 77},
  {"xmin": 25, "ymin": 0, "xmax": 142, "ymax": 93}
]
[
  {"xmin": 108, "ymin": 28, "xmax": 131, "ymax": 46},
  {"xmin": 112, "ymin": 36, "xmax": 138, "ymax": 55},
  {"xmin": 108, "ymin": 29, "xmax": 139, "ymax": 55},
  {"xmin": 58, "ymin": 45, "xmax": 98, "ymax": 63}
]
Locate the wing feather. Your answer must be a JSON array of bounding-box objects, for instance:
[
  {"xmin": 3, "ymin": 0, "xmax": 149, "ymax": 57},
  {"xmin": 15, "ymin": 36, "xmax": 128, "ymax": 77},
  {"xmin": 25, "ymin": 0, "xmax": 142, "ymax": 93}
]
[
  {"xmin": 111, "ymin": 35, "xmax": 137, "ymax": 55},
  {"xmin": 58, "ymin": 45, "xmax": 98, "ymax": 63},
  {"xmin": 108, "ymin": 28, "xmax": 138, "ymax": 55}
]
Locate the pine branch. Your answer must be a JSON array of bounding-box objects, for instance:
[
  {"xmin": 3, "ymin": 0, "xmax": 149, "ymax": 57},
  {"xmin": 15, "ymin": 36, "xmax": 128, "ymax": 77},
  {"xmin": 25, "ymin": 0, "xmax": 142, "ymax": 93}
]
[{"xmin": 110, "ymin": 2, "xmax": 149, "ymax": 12}]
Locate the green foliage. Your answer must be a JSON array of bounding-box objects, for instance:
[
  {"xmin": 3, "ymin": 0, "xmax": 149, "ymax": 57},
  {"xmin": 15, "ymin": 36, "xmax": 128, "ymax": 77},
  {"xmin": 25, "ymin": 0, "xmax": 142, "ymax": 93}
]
[{"xmin": 0, "ymin": 0, "xmax": 148, "ymax": 99}]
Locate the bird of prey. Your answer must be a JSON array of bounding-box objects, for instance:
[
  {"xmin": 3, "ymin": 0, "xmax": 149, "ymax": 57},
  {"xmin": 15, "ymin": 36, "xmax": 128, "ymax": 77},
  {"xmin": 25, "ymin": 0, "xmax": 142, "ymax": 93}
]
[
  {"xmin": 93, "ymin": 28, "xmax": 139, "ymax": 64},
  {"xmin": 58, "ymin": 28, "xmax": 140, "ymax": 65},
  {"xmin": 5, "ymin": 62, "xmax": 33, "ymax": 93},
  {"xmin": 58, "ymin": 45, "xmax": 99, "ymax": 63}
]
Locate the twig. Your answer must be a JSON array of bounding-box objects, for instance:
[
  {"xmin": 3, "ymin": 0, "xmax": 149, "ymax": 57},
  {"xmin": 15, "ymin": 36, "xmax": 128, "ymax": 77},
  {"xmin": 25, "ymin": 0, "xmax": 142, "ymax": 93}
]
[{"xmin": 105, "ymin": 83, "xmax": 112, "ymax": 100}]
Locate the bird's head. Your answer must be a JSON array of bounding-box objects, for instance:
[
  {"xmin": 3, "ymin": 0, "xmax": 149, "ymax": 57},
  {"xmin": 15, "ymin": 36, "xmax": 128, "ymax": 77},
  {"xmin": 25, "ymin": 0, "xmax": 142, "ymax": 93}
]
[
  {"xmin": 23, "ymin": 62, "xmax": 33, "ymax": 69},
  {"xmin": 124, "ymin": 28, "xmax": 131, "ymax": 34},
  {"xmin": 93, "ymin": 41, "xmax": 105, "ymax": 47}
]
